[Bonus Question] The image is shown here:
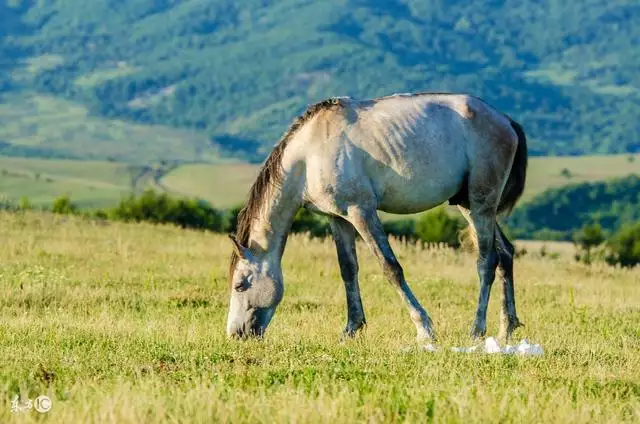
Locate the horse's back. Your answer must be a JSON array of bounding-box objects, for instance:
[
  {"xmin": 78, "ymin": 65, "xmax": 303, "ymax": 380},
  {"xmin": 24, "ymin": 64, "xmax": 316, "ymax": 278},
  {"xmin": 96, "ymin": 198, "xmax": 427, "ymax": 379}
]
[{"xmin": 300, "ymin": 94, "xmax": 515, "ymax": 215}]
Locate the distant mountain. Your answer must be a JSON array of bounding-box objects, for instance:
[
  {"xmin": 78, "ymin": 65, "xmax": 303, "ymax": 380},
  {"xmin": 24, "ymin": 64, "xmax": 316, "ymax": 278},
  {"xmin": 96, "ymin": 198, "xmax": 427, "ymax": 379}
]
[{"xmin": 1, "ymin": 0, "xmax": 639, "ymax": 161}]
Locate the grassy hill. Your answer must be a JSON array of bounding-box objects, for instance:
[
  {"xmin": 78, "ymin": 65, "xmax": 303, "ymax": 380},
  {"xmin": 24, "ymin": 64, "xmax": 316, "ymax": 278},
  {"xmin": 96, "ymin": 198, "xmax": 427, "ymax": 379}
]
[
  {"xmin": 1, "ymin": 153, "xmax": 638, "ymax": 210},
  {"xmin": 0, "ymin": 92, "xmax": 222, "ymax": 162},
  {"xmin": 0, "ymin": 0, "xmax": 639, "ymax": 161}
]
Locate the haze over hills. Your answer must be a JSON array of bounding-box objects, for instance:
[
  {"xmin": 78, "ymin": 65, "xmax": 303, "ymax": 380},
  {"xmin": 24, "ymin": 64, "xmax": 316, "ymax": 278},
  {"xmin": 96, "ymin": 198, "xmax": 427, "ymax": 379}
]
[{"xmin": 0, "ymin": 0, "xmax": 639, "ymax": 163}]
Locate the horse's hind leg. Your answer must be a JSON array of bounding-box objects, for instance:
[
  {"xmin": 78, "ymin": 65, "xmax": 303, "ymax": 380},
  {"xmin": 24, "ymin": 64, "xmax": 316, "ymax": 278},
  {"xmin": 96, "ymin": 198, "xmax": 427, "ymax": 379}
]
[
  {"xmin": 330, "ymin": 216, "xmax": 366, "ymax": 337},
  {"xmin": 459, "ymin": 206, "xmax": 498, "ymax": 339},
  {"xmin": 495, "ymin": 224, "xmax": 523, "ymax": 341},
  {"xmin": 347, "ymin": 208, "xmax": 435, "ymax": 342}
]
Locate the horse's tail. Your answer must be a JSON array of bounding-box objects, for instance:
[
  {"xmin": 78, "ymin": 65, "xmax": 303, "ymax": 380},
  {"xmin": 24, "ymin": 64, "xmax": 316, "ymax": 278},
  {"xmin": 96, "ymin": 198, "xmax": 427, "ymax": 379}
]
[{"xmin": 497, "ymin": 117, "xmax": 528, "ymax": 214}]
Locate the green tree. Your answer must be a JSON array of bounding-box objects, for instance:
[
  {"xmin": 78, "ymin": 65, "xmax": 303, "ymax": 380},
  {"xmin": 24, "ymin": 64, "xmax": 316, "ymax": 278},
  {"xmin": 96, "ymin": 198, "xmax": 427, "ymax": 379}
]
[
  {"xmin": 607, "ymin": 223, "xmax": 640, "ymax": 267},
  {"xmin": 51, "ymin": 195, "xmax": 77, "ymax": 214},
  {"xmin": 19, "ymin": 196, "xmax": 32, "ymax": 210},
  {"xmin": 573, "ymin": 223, "xmax": 605, "ymax": 250}
]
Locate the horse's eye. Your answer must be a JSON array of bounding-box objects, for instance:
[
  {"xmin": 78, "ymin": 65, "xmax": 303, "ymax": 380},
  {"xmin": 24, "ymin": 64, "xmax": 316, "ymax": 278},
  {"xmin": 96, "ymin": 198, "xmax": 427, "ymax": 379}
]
[{"xmin": 234, "ymin": 279, "xmax": 248, "ymax": 292}]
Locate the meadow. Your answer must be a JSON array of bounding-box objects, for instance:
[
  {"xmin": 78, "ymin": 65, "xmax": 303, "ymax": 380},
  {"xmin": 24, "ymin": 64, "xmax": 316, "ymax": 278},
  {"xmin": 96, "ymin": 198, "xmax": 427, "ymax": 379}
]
[{"xmin": 0, "ymin": 212, "xmax": 638, "ymax": 423}]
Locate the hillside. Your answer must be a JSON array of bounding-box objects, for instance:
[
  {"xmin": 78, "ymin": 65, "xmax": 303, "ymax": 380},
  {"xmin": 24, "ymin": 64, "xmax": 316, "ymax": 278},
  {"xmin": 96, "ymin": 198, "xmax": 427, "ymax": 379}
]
[
  {"xmin": 507, "ymin": 174, "xmax": 640, "ymax": 240},
  {"xmin": 0, "ymin": 92, "xmax": 223, "ymax": 162},
  {"xmin": 1, "ymin": 0, "xmax": 639, "ymax": 162}
]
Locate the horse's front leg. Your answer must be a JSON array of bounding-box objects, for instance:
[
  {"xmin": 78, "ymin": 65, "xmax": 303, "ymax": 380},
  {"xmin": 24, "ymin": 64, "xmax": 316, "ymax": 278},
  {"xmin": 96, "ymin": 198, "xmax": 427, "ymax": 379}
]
[
  {"xmin": 330, "ymin": 216, "xmax": 366, "ymax": 337},
  {"xmin": 348, "ymin": 208, "xmax": 435, "ymax": 342}
]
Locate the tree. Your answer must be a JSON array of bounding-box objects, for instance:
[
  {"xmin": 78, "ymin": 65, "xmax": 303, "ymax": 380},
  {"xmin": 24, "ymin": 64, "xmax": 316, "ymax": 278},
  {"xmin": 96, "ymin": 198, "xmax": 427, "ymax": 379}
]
[
  {"xmin": 415, "ymin": 208, "xmax": 464, "ymax": 248},
  {"xmin": 51, "ymin": 195, "xmax": 77, "ymax": 214},
  {"xmin": 607, "ymin": 223, "xmax": 640, "ymax": 267}
]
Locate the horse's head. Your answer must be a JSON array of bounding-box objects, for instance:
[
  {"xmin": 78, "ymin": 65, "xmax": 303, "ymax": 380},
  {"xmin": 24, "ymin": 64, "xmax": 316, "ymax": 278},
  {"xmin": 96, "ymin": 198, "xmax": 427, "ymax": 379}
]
[{"xmin": 226, "ymin": 235, "xmax": 284, "ymax": 339}]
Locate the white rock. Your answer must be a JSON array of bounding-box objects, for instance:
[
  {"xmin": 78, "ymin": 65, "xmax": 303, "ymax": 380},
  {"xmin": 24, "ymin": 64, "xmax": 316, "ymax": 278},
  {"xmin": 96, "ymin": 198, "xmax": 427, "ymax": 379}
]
[
  {"xmin": 422, "ymin": 343, "xmax": 438, "ymax": 352},
  {"xmin": 484, "ymin": 337, "xmax": 502, "ymax": 354},
  {"xmin": 450, "ymin": 336, "xmax": 544, "ymax": 356},
  {"xmin": 503, "ymin": 345, "xmax": 516, "ymax": 355}
]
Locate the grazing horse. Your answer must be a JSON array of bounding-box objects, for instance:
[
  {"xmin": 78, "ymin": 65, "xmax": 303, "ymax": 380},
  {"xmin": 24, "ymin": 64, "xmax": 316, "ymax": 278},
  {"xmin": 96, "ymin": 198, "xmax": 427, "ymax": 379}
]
[{"xmin": 226, "ymin": 92, "xmax": 527, "ymax": 344}]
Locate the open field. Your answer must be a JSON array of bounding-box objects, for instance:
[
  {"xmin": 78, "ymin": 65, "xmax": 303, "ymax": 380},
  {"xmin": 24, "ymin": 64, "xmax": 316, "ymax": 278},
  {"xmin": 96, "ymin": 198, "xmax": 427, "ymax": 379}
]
[
  {"xmin": 159, "ymin": 163, "xmax": 259, "ymax": 209},
  {"xmin": 524, "ymin": 154, "xmax": 640, "ymax": 201},
  {"xmin": 1, "ymin": 153, "xmax": 637, "ymax": 211},
  {"xmin": 0, "ymin": 156, "xmax": 138, "ymax": 208},
  {"xmin": 1, "ymin": 212, "xmax": 638, "ymax": 423}
]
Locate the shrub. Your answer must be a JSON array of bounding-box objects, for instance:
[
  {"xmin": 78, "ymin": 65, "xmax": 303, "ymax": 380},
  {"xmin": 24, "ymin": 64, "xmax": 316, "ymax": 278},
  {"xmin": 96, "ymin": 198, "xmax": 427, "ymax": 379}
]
[
  {"xmin": 573, "ymin": 223, "xmax": 605, "ymax": 250},
  {"xmin": 290, "ymin": 208, "xmax": 330, "ymax": 238},
  {"xmin": 573, "ymin": 223, "xmax": 606, "ymax": 265},
  {"xmin": 109, "ymin": 190, "xmax": 224, "ymax": 231},
  {"xmin": 19, "ymin": 196, "xmax": 33, "ymax": 210},
  {"xmin": 415, "ymin": 207, "xmax": 464, "ymax": 248},
  {"xmin": 51, "ymin": 195, "xmax": 77, "ymax": 214},
  {"xmin": 606, "ymin": 223, "xmax": 640, "ymax": 267},
  {"xmin": 383, "ymin": 219, "xmax": 417, "ymax": 241},
  {"xmin": 224, "ymin": 205, "xmax": 243, "ymax": 233},
  {"xmin": 0, "ymin": 195, "xmax": 19, "ymax": 212}
]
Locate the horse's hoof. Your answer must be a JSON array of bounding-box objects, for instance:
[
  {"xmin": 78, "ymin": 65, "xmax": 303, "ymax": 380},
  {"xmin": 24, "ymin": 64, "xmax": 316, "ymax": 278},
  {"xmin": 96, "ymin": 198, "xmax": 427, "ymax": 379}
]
[
  {"xmin": 340, "ymin": 322, "xmax": 366, "ymax": 341},
  {"xmin": 499, "ymin": 319, "xmax": 525, "ymax": 341},
  {"xmin": 470, "ymin": 325, "xmax": 487, "ymax": 340}
]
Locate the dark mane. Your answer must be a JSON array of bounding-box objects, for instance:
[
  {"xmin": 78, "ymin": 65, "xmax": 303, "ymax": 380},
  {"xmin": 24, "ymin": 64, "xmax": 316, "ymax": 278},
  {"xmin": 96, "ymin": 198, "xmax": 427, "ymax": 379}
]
[{"xmin": 229, "ymin": 98, "xmax": 346, "ymax": 282}]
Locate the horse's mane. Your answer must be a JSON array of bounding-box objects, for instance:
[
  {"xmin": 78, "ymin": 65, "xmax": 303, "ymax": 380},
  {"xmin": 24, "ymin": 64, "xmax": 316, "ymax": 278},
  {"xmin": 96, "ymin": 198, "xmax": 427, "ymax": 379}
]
[{"xmin": 229, "ymin": 98, "xmax": 345, "ymax": 283}]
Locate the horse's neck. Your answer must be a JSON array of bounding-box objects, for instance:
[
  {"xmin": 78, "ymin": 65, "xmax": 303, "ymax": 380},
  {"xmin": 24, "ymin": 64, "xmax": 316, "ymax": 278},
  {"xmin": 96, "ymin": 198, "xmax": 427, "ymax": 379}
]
[{"xmin": 248, "ymin": 167, "xmax": 304, "ymax": 269}]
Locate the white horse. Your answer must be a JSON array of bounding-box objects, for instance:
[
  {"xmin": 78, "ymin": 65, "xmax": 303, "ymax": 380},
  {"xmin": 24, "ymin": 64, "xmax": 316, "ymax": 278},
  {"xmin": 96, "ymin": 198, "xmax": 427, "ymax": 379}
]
[{"xmin": 227, "ymin": 92, "xmax": 527, "ymax": 344}]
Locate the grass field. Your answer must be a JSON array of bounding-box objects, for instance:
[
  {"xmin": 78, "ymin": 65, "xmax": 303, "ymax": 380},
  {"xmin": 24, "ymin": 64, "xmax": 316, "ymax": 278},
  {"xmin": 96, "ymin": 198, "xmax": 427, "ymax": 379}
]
[
  {"xmin": 0, "ymin": 156, "xmax": 139, "ymax": 208},
  {"xmin": 524, "ymin": 154, "xmax": 640, "ymax": 201},
  {"xmin": 1, "ymin": 212, "xmax": 638, "ymax": 423}
]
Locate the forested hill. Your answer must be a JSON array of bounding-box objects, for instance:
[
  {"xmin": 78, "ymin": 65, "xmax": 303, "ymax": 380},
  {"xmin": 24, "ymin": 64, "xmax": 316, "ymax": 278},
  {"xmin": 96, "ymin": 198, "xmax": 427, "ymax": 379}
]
[
  {"xmin": 507, "ymin": 174, "xmax": 640, "ymax": 241},
  {"xmin": 1, "ymin": 1, "xmax": 639, "ymax": 162}
]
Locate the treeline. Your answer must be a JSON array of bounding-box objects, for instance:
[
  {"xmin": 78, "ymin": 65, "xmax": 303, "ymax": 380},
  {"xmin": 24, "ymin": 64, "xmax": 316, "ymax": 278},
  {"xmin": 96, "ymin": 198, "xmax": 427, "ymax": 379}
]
[
  {"xmin": 2, "ymin": 190, "xmax": 465, "ymax": 247},
  {"xmin": 3, "ymin": 189, "xmax": 638, "ymax": 266},
  {"xmin": 507, "ymin": 175, "xmax": 640, "ymax": 241}
]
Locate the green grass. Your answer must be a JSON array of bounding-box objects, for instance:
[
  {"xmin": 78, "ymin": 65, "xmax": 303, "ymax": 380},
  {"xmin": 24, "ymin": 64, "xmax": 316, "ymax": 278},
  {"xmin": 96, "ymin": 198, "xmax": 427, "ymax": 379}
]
[
  {"xmin": 0, "ymin": 212, "xmax": 638, "ymax": 423},
  {"xmin": 0, "ymin": 93, "xmax": 221, "ymax": 163}
]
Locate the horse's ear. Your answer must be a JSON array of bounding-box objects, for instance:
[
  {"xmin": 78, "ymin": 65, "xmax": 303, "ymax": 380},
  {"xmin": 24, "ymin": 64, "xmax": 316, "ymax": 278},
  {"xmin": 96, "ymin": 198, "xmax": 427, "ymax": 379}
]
[{"xmin": 228, "ymin": 234, "xmax": 250, "ymax": 259}]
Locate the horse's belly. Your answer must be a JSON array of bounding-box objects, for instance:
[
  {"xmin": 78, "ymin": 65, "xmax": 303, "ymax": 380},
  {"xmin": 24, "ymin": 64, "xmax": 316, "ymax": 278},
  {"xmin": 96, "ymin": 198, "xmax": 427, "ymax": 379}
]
[{"xmin": 375, "ymin": 161, "xmax": 466, "ymax": 215}]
